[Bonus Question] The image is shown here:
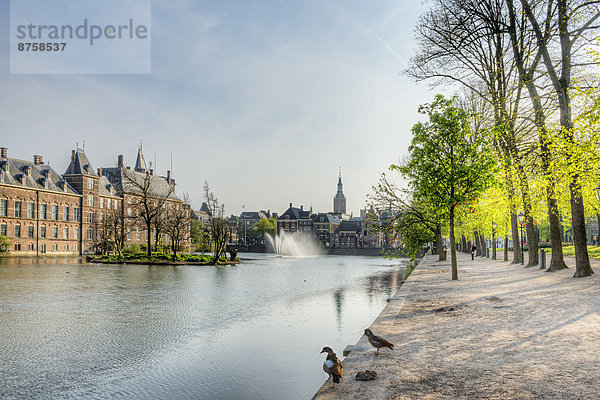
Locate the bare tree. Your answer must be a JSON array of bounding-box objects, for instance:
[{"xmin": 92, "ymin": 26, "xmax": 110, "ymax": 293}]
[
  {"xmin": 121, "ymin": 168, "xmax": 175, "ymax": 257},
  {"xmin": 105, "ymin": 203, "xmax": 125, "ymax": 257},
  {"xmin": 165, "ymin": 195, "xmax": 191, "ymax": 260},
  {"xmin": 203, "ymin": 182, "xmax": 229, "ymax": 262}
]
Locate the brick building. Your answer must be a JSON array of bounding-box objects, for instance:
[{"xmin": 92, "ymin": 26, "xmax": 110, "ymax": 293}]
[{"xmin": 0, "ymin": 146, "xmax": 188, "ymax": 255}]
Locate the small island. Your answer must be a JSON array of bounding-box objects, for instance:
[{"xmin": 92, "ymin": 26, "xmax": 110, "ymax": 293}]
[{"xmin": 86, "ymin": 252, "xmax": 239, "ymax": 266}]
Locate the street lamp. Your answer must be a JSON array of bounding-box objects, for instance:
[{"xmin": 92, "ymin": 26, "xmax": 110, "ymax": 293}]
[
  {"xmin": 517, "ymin": 212, "xmax": 526, "ymax": 265},
  {"xmin": 492, "ymin": 222, "xmax": 497, "ymax": 260}
]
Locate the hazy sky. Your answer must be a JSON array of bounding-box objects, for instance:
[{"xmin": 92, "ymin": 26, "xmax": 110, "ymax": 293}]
[{"xmin": 0, "ymin": 0, "xmax": 436, "ymax": 216}]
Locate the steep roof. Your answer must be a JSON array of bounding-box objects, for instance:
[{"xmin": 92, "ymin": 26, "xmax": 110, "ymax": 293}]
[
  {"xmin": 134, "ymin": 147, "xmax": 147, "ymax": 172},
  {"xmin": 278, "ymin": 206, "xmax": 311, "ymax": 220},
  {"xmin": 313, "ymin": 213, "xmax": 340, "ymax": 224},
  {"xmin": 0, "ymin": 157, "xmax": 78, "ymax": 195},
  {"xmin": 64, "ymin": 149, "xmax": 97, "ymax": 176},
  {"xmin": 98, "ymin": 176, "xmax": 121, "ymax": 198},
  {"xmin": 240, "ymin": 211, "xmax": 267, "ymax": 220},
  {"xmin": 339, "ymin": 220, "xmax": 361, "ymax": 232},
  {"xmin": 102, "ymin": 167, "xmax": 180, "ymax": 201}
]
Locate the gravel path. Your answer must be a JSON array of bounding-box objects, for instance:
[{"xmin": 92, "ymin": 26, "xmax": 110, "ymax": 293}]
[{"xmin": 313, "ymin": 252, "xmax": 600, "ymax": 399}]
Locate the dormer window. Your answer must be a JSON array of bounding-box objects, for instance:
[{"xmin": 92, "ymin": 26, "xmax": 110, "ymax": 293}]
[
  {"xmin": 41, "ymin": 177, "xmax": 49, "ymax": 189},
  {"xmin": 23, "ymin": 165, "xmax": 32, "ymax": 177},
  {"xmin": 1, "ymin": 161, "xmax": 9, "ymax": 173}
]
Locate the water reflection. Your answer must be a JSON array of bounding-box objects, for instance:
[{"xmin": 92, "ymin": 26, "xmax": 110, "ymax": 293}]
[{"xmin": 0, "ymin": 254, "xmax": 407, "ymax": 400}]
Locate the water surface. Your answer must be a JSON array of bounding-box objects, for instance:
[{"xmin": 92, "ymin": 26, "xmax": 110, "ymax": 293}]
[{"xmin": 0, "ymin": 254, "xmax": 406, "ymax": 399}]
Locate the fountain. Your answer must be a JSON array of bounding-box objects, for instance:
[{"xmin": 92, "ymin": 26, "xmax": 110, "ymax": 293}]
[{"xmin": 265, "ymin": 230, "xmax": 323, "ymax": 256}]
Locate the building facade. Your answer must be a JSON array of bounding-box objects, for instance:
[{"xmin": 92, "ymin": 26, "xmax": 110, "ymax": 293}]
[{"xmin": 0, "ymin": 146, "xmax": 188, "ymax": 255}]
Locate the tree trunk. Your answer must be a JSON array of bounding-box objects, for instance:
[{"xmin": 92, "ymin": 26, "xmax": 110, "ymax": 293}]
[
  {"xmin": 147, "ymin": 226, "xmax": 152, "ymax": 257},
  {"xmin": 547, "ymin": 193, "xmax": 568, "ymax": 271},
  {"xmin": 435, "ymin": 230, "xmax": 445, "ymax": 261},
  {"xmin": 571, "ymin": 180, "xmax": 594, "ymax": 277},
  {"xmin": 480, "ymin": 233, "xmax": 486, "ymax": 257},
  {"xmin": 475, "ymin": 231, "xmax": 482, "ymax": 256},
  {"xmin": 504, "ymin": 235, "xmax": 508, "ymax": 261},
  {"xmin": 461, "ymin": 236, "xmax": 468, "ymax": 253},
  {"xmin": 597, "ymin": 213, "xmax": 600, "ymax": 243},
  {"xmin": 450, "ymin": 209, "xmax": 458, "ymax": 280},
  {"xmin": 492, "ymin": 230, "xmax": 497, "ymax": 260},
  {"xmin": 510, "ymin": 212, "xmax": 521, "ymax": 264}
]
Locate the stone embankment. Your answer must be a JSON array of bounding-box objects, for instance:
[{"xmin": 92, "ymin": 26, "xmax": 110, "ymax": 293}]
[{"xmin": 313, "ymin": 252, "xmax": 600, "ymax": 399}]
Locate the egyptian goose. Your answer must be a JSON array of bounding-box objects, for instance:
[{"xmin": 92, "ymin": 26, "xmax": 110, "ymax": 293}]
[
  {"xmin": 320, "ymin": 346, "xmax": 343, "ymax": 388},
  {"xmin": 364, "ymin": 328, "xmax": 394, "ymax": 355}
]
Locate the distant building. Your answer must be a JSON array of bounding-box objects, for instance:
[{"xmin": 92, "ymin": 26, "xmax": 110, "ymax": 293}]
[
  {"xmin": 338, "ymin": 220, "xmax": 361, "ymax": 247},
  {"xmin": 277, "ymin": 203, "xmax": 313, "ymax": 234},
  {"xmin": 333, "ymin": 168, "xmax": 346, "ymax": 215},
  {"xmin": 312, "ymin": 213, "xmax": 340, "ymax": 247},
  {"xmin": 238, "ymin": 210, "xmax": 269, "ymax": 245}
]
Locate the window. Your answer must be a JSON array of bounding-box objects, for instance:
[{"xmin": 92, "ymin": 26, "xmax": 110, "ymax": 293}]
[
  {"xmin": 87, "ymin": 212, "xmax": 93, "ymax": 223},
  {"xmin": 99, "ymin": 213, "xmax": 104, "ymax": 223},
  {"xmin": 28, "ymin": 243, "xmax": 34, "ymax": 251},
  {"xmin": 0, "ymin": 224, "xmax": 6, "ymax": 236},
  {"xmin": 52, "ymin": 205, "xmax": 58, "ymax": 220},
  {"xmin": 87, "ymin": 178, "xmax": 94, "ymax": 190},
  {"xmin": 0, "ymin": 199, "xmax": 7, "ymax": 217},
  {"xmin": 63, "ymin": 206, "xmax": 69, "ymax": 221},
  {"xmin": 63, "ymin": 228, "xmax": 69, "ymax": 239},
  {"xmin": 137, "ymin": 228, "xmax": 141, "ymax": 240},
  {"xmin": 74, "ymin": 207, "xmax": 80, "ymax": 222},
  {"xmin": 28, "ymin": 225, "xmax": 34, "ymax": 238},
  {"xmin": 74, "ymin": 244, "xmax": 78, "ymax": 252},
  {"xmin": 74, "ymin": 227, "xmax": 79, "ymax": 239},
  {"xmin": 113, "ymin": 200, "xmax": 118, "ymax": 210},
  {"xmin": 52, "ymin": 226, "xmax": 58, "ymax": 239},
  {"xmin": 87, "ymin": 228, "xmax": 94, "ymax": 240},
  {"xmin": 52, "ymin": 244, "xmax": 57, "ymax": 252},
  {"xmin": 128, "ymin": 198, "xmax": 132, "ymax": 204},
  {"xmin": 15, "ymin": 225, "xmax": 21, "ymax": 238},
  {"xmin": 40, "ymin": 226, "xmax": 46, "ymax": 238},
  {"xmin": 127, "ymin": 228, "xmax": 132, "ymax": 240},
  {"xmin": 63, "ymin": 244, "xmax": 68, "ymax": 251},
  {"xmin": 100, "ymin": 197, "xmax": 104, "ymax": 208},
  {"xmin": 40, "ymin": 204, "xmax": 47, "ymax": 220},
  {"xmin": 87, "ymin": 195, "xmax": 93, "ymax": 207},
  {"xmin": 127, "ymin": 208, "xmax": 132, "ymax": 217},
  {"xmin": 14, "ymin": 201, "xmax": 22, "ymax": 217},
  {"xmin": 27, "ymin": 202, "xmax": 34, "ymax": 218},
  {"xmin": 14, "ymin": 243, "xmax": 21, "ymax": 251},
  {"xmin": 40, "ymin": 243, "xmax": 46, "ymax": 253},
  {"xmin": 106, "ymin": 198, "xmax": 111, "ymax": 209}
]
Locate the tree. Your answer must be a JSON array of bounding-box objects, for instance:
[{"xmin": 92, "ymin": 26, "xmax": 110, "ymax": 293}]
[
  {"xmin": 190, "ymin": 219, "xmax": 212, "ymax": 252},
  {"xmin": 165, "ymin": 195, "xmax": 191, "ymax": 260},
  {"xmin": 369, "ymin": 172, "xmax": 447, "ymax": 260},
  {"xmin": 105, "ymin": 203, "xmax": 125, "ymax": 257},
  {"xmin": 252, "ymin": 218, "xmax": 276, "ymax": 238},
  {"xmin": 514, "ymin": 0, "xmax": 599, "ymax": 277},
  {"xmin": 399, "ymin": 95, "xmax": 496, "ymax": 280},
  {"xmin": 121, "ymin": 168, "xmax": 175, "ymax": 257},
  {"xmin": 0, "ymin": 235, "xmax": 10, "ymax": 252},
  {"xmin": 203, "ymin": 182, "xmax": 229, "ymax": 262}
]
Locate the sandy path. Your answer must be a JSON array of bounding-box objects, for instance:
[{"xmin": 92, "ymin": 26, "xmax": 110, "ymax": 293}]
[{"xmin": 312, "ymin": 252, "xmax": 600, "ymax": 399}]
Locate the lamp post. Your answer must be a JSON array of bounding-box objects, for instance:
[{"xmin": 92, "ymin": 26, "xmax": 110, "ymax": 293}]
[
  {"xmin": 518, "ymin": 212, "xmax": 525, "ymax": 265},
  {"xmin": 492, "ymin": 222, "xmax": 497, "ymax": 260}
]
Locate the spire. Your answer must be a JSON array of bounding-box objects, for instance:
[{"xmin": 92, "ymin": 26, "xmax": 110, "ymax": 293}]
[
  {"xmin": 336, "ymin": 167, "xmax": 344, "ymax": 197},
  {"xmin": 134, "ymin": 145, "xmax": 147, "ymax": 172}
]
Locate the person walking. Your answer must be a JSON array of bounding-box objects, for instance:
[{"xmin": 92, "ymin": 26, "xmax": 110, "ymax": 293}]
[{"xmin": 470, "ymin": 243, "xmax": 476, "ymax": 260}]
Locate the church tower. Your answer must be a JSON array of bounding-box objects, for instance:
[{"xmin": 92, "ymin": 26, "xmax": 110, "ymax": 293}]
[{"xmin": 333, "ymin": 168, "xmax": 346, "ymax": 214}]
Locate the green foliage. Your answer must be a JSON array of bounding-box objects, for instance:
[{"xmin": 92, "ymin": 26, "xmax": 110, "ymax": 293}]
[
  {"xmin": 0, "ymin": 235, "xmax": 10, "ymax": 252},
  {"xmin": 252, "ymin": 218, "xmax": 276, "ymax": 237},
  {"xmin": 398, "ymin": 95, "xmax": 497, "ymax": 279}
]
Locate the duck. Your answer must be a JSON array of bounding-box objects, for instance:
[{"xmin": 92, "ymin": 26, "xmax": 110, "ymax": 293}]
[
  {"xmin": 320, "ymin": 346, "xmax": 343, "ymax": 388},
  {"xmin": 364, "ymin": 328, "xmax": 394, "ymax": 355}
]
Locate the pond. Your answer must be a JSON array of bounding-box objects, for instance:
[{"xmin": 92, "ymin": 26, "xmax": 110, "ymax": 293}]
[{"xmin": 0, "ymin": 254, "xmax": 407, "ymax": 399}]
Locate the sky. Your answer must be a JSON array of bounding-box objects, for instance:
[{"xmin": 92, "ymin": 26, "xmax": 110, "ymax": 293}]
[{"xmin": 0, "ymin": 0, "xmax": 436, "ymax": 216}]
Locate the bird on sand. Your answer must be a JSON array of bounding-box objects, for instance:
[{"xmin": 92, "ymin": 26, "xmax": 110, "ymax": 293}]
[
  {"xmin": 320, "ymin": 346, "xmax": 343, "ymax": 388},
  {"xmin": 364, "ymin": 328, "xmax": 394, "ymax": 355}
]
